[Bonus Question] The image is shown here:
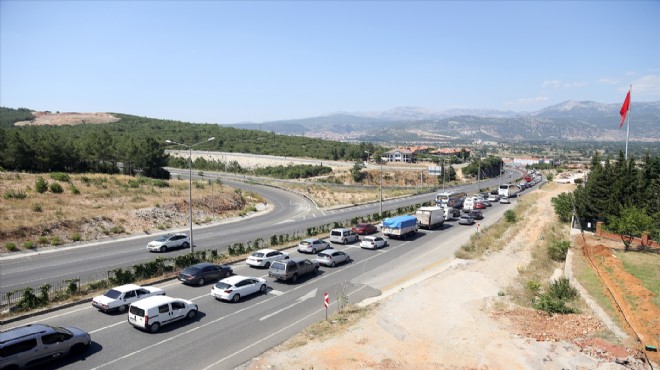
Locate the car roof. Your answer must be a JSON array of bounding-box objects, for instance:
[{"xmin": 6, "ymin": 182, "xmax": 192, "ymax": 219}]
[
  {"xmin": 363, "ymin": 235, "xmax": 379, "ymax": 240},
  {"xmin": 190, "ymin": 262, "xmax": 216, "ymax": 268},
  {"xmin": 318, "ymin": 249, "xmax": 338, "ymax": 253},
  {"xmin": 0, "ymin": 324, "xmax": 54, "ymax": 344},
  {"xmin": 220, "ymin": 275, "xmax": 258, "ymax": 284},
  {"xmin": 130, "ymin": 295, "xmax": 178, "ymax": 308},
  {"xmin": 301, "ymin": 238, "xmax": 320, "ymax": 242},
  {"xmin": 112, "ymin": 284, "xmax": 142, "ymax": 292},
  {"xmin": 253, "ymin": 248, "xmax": 277, "ymax": 253}
]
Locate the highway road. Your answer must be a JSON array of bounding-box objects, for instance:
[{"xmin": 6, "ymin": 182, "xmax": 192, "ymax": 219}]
[
  {"xmin": 0, "ymin": 168, "xmax": 522, "ymax": 297},
  {"xmin": 2, "ymin": 192, "xmax": 520, "ymax": 369}
]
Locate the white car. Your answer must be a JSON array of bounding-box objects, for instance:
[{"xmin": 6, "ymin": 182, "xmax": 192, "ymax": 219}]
[
  {"xmin": 297, "ymin": 238, "xmax": 330, "ymax": 254},
  {"xmin": 246, "ymin": 249, "xmax": 289, "ymax": 268},
  {"xmin": 92, "ymin": 284, "xmax": 165, "ymax": 313},
  {"xmin": 211, "ymin": 275, "xmax": 267, "ymax": 302},
  {"xmin": 500, "ymin": 196, "xmax": 511, "ymax": 204},
  {"xmin": 146, "ymin": 233, "xmax": 190, "ymax": 252},
  {"xmin": 360, "ymin": 236, "xmax": 388, "ymax": 250},
  {"xmin": 315, "ymin": 249, "xmax": 350, "ymax": 267}
]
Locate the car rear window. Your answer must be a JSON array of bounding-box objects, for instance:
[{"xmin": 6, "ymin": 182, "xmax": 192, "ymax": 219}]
[
  {"xmin": 300, "ymin": 241, "xmax": 311, "ymax": 246},
  {"xmin": 129, "ymin": 305, "xmax": 145, "ymax": 317},
  {"xmin": 331, "ymin": 231, "xmax": 341, "ymax": 236},
  {"xmin": 183, "ymin": 267, "xmax": 200, "ymax": 274},
  {"xmin": 215, "ymin": 282, "xmax": 232, "ymax": 289},
  {"xmin": 270, "ymin": 262, "xmax": 285, "ymax": 271},
  {"xmin": 317, "ymin": 252, "xmax": 330, "ymax": 258},
  {"xmin": 251, "ymin": 252, "xmax": 265, "ymax": 258},
  {"xmin": 103, "ymin": 289, "xmax": 122, "ymax": 299}
]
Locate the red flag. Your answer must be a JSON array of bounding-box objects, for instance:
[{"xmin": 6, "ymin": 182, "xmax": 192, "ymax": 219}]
[{"xmin": 620, "ymin": 90, "xmax": 630, "ymax": 128}]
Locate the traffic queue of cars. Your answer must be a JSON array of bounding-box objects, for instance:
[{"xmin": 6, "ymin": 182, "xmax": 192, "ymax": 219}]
[{"xmin": 2, "ymin": 187, "xmax": 517, "ymax": 369}]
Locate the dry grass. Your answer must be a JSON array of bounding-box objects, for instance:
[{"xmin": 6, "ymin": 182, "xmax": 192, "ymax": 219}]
[{"xmin": 0, "ymin": 171, "xmax": 260, "ymax": 251}]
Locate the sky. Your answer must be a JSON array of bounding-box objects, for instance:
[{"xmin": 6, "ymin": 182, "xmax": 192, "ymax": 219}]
[{"xmin": 1, "ymin": 1, "xmax": 659, "ymax": 124}]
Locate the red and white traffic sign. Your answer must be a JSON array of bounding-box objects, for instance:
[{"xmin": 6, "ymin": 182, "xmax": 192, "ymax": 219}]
[{"xmin": 324, "ymin": 292, "xmax": 329, "ymax": 308}]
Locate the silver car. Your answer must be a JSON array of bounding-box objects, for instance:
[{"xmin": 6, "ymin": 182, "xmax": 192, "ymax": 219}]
[
  {"xmin": 297, "ymin": 238, "xmax": 330, "ymax": 254},
  {"xmin": 315, "ymin": 249, "xmax": 350, "ymax": 267},
  {"xmin": 147, "ymin": 233, "xmax": 190, "ymax": 252}
]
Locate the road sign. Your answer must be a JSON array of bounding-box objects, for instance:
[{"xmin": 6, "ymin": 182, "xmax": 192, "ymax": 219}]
[{"xmin": 324, "ymin": 292, "xmax": 329, "ymax": 308}]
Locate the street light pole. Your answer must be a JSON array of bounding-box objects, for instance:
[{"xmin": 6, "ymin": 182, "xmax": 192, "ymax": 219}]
[{"xmin": 165, "ymin": 137, "xmax": 215, "ymax": 253}]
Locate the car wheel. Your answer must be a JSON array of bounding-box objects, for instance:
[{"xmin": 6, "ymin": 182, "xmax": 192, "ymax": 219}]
[
  {"xmin": 149, "ymin": 322, "xmax": 160, "ymax": 333},
  {"xmin": 160, "ymin": 246, "xmax": 166, "ymax": 253},
  {"xmin": 313, "ymin": 266, "xmax": 319, "ymax": 274},
  {"xmin": 118, "ymin": 304, "xmax": 127, "ymax": 313},
  {"xmin": 197, "ymin": 278, "xmax": 205, "ymax": 286},
  {"xmin": 187, "ymin": 309, "xmax": 197, "ymax": 320},
  {"xmin": 291, "ymin": 274, "xmax": 298, "ymax": 283},
  {"xmin": 264, "ymin": 262, "xmax": 271, "ymax": 269},
  {"xmin": 182, "ymin": 242, "xmax": 189, "ymax": 249},
  {"xmin": 311, "ymin": 248, "xmax": 317, "ymax": 254},
  {"xmin": 331, "ymin": 261, "xmax": 336, "ymax": 267},
  {"xmin": 342, "ymin": 239, "xmax": 347, "ymax": 245},
  {"xmin": 232, "ymin": 294, "xmax": 241, "ymax": 303},
  {"xmin": 260, "ymin": 284, "xmax": 267, "ymax": 294}
]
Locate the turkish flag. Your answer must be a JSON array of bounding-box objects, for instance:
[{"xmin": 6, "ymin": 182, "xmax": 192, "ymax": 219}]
[{"xmin": 620, "ymin": 90, "xmax": 630, "ymax": 128}]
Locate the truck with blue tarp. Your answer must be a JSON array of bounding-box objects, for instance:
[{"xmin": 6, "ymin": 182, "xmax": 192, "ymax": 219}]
[{"xmin": 381, "ymin": 215, "xmax": 418, "ymax": 239}]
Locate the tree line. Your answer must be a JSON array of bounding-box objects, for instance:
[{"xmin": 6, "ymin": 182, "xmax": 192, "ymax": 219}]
[
  {"xmin": 552, "ymin": 151, "xmax": 659, "ymax": 244},
  {"xmin": 0, "ymin": 108, "xmax": 378, "ymax": 178}
]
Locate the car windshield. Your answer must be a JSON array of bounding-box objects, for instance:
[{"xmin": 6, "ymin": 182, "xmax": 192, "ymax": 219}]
[
  {"xmin": 251, "ymin": 252, "xmax": 265, "ymax": 257},
  {"xmin": 215, "ymin": 282, "xmax": 232, "ymax": 289},
  {"xmin": 103, "ymin": 289, "xmax": 122, "ymax": 299},
  {"xmin": 155, "ymin": 235, "xmax": 169, "ymax": 242},
  {"xmin": 54, "ymin": 326, "xmax": 73, "ymax": 335}
]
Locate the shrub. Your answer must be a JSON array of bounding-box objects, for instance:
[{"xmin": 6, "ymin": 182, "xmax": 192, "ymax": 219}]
[
  {"xmin": 5, "ymin": 242, "xmax": 18, "ymax": 252},
  {"xmin": 111, "ymin": 226, "xmax": 125, "ymax": 234},
  {"xmin": 504, "ymin": 210, "xmax": 517, "ymax": 223},
  {"xmin": 71, "ymin": 233, "xmax": 82, "ymax": 242},
  {"xmin": 49, "ymin": 182, "xmax": 64, "ymax": 193},
  {"xmin": 51, "ymin": 236, "xmax": 63, "ymax": 246},
  {"xmin": 70, "ymin": 185, "xmax": 81, "ymax": 195},
  {"xmin": 38, "ymin": 236, "xmax": 49, "ymax": 245},
  {"xmin": 49, "ymin": 172, "xmax": 70, "ymax": 182},
  {"xmin": 23, "ymin": 241, "xmax": 35, "ymax": 249},
  {"xmin": 35, "ymin": 176, "xmax": 48, "ymax": 193},
  {"xmin": 547, "ymin": 277, "xmax": 577, "ymax": 301},
  {"xmin": 533, "ymin": 294, "xmax": 576, "ymax": 314},
  {"xmin": 526, "ymin": 280, "xmax": 542, "ymax": 295},
  {"xmin": 548, "ymin": 240, "xmax": 570, "ymax": 261},
  {"xmin": 4, "ymin": 190, "xmax": 27, "ymax": 199}
]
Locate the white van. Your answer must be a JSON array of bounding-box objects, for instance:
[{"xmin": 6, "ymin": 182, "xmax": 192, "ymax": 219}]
[
  {"xmin": 128, "ymin": 296, "xmax": 198, "ymax": 333},
  {"xmin": 329, "ymin": 228, "xmax": 359, "ymax": 244}
]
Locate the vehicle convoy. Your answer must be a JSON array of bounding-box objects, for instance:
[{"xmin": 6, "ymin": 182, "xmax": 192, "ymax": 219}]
[
  {"xmin": 269, "ymin": 258, "xmax": 319, "ymax": 283},
  {"xmin": 381, "ymin": 215, "xmax": 418, "ymax": 239},
  {"xmin": 0, "ymin": 324, "xmax": 91, "ymax": 369},
  {"xmin": 415, "ymin": 206, "xmax": 445, "ymax": 229},
  {"xmin": 92, "ymin": 284, "xmax": 166, "ymax": 313},
  {"xmin": 128, "ymin": 296, "xmax": 198, "ymax": 333}
]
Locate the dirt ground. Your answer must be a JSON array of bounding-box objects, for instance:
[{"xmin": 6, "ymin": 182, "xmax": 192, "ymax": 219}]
[{"xmin": 240, "ymin": 184, "xmax": 654, "ymax": 370}]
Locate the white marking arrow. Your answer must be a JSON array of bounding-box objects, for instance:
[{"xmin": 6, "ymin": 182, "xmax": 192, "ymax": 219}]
[{"xmin": 259, "ymin": 288, "xmax": 317, "ymax": 321}]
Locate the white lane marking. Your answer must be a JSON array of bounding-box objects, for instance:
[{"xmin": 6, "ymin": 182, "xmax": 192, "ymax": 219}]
[
  {"xmin": 259, "ymin": 288, "xmax": 317, "ymax": 321},
  {"xmin": 203, "ymin": 285, "xmax": 368, "ymax": 369},
  {"xmin": 89, "ymin": 321, "xmax": 124, "ymax": 334},
  {"xmin": 267, "ymin": 289, "xmax": 284, "ymax": 296}
]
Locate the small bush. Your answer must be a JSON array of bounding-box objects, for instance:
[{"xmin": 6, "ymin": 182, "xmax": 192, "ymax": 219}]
[
  {"xmin": 51, "ymin": 236, "xmax": 63, "ymax": 246},
  {"xmin": 548, "ymin": 240, "xmax": 570, "ymax": 262},
  {"xmin": 70, "ymin": 185, "xmax": 80, "ymax": 195},
  {"xmin": 111, "ymin": 226, "xmax": 125, "ymax": 234},
  {"xmin": 5, "ymin": 242, "xmax": 18, "ymax": 252},
  {"xmin": 23, "ymin": 241, "xmax": 35, "ymax": 249},
  {"xmin": 49, "ymin": 182, "xmax": 64, "ymax": 193},
  {"xmin": 49, "ymin": 172, "xmax": 70, "ymax": 182},
  {"xmin": 504, "ymin": 210, "xmax": 517, "ymax": 223},
  {"xmin": 71, "ymin": 233, "xmax": 82, "ymax": 242},
  {"xmin": 533, "ymin": 294, "xmax": 576, "ymax": 314},
  {"xmin": 32, "ymin": 203, "xmax": 43, "ymax": 212},
  {"xmin": 4, "ymin": 190, "xmax": 27, "ymax": 199},
  {"xmin": 35, "ymin": 176, "xmax": 48, "ymax": 193},
  {"xmin": 547, "ymin": 277, "xmax": 577, "ymax": 301},
  {"xmin": 37, "ymin": 236, "xmax": 49, "ymax": 245},
  {"xmin": 526, "ymin": 280, "xmax": 542, "ymax": 295}
]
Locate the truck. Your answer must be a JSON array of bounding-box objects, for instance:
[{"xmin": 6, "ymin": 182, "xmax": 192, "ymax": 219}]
[
  {"xmin": 381, "ymin": 215, "xmax": 418, "ymax": 239},
  {"xmin": 415, "ymin": 206, "xmax": 445, "ymax": 229}
]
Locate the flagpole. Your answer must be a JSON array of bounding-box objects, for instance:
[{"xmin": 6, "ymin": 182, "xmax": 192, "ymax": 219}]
[{"xmin": 625, "ymin": 84, "xmax": 631, "ymax": 160}]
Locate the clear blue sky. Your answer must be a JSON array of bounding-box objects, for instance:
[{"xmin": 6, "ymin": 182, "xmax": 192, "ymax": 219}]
[{"xmin": 1, "ymin": 1, "xmax": 659, "ymax": 123}]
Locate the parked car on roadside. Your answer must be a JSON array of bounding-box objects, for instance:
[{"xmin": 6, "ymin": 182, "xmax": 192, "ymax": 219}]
[
  {"xmin": 246, "ymin": 249, "xmax": 289, "ymax": 268},
  {"xmin": 92, "ymin": 284, "xmax": 165, "ymax": 313},
  {"xmin": 352, "ymin": 223, "xmax": 378, "ymax": 235},
  {"xmin": 315, "ymin": 249, "xmax": 350, "ymax": 267},
  {"xmin": 458, "ymin": 215, "xmax": 475, "ymax": 225},
  {"xmin": 146, "ymin": 233, "xmax": 190, "ymax": 252},
  {"xmin": 269, "ymin": 258, "xmax": 319, "ymax": 283},
  {"xmin": 297, "ymin": 238, "xmax": 330, "ymax": 254},
  {"xmin": 329, "ymin": 228, "xmax": 359, "ymax": 244},
  {"xmin": 0, "ymin": 324, "xmax": 91, "ymax": 369},
  {"xmin": 128, "ymin": 296, "xmax": 197, "ymax": 333},
  {"xmin": 178, "ymin": 262, "xmax": 232, "ymax": 286},
  {"xmin": 211, "ymin": 275, "xmax": 267, "ymax": 302},
  {"xmin": 360, "ymin": 236, "xmax": 388, "ymax": 250}
]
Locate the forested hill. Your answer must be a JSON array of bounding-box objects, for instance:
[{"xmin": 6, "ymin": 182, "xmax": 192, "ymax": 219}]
[{"xmin": 0, "ymin": 108, "xmax": 378, "ymax": 160}]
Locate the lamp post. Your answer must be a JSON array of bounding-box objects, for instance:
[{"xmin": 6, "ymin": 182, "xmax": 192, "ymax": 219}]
[
  {"xmin": 365, "ymin": 151, "xmax": 383, "ymax": 216},
  {"xmin": 165, "ymin": 137, "xmax": 215, "ymax": 253}
]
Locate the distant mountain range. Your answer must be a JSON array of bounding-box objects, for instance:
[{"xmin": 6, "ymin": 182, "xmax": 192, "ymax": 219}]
[{"xmin": 224, "ymin": 101, "xmax": 660, "ymax": 143}]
